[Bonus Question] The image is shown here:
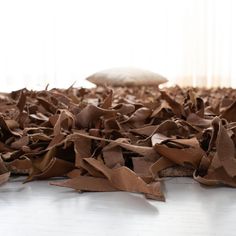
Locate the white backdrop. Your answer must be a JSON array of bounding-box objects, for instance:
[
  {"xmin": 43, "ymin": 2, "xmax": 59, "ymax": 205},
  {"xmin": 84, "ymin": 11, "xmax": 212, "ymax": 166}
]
[{"xmin": 0, "ymin": 0, "xmax": 236, "ymax": 92}]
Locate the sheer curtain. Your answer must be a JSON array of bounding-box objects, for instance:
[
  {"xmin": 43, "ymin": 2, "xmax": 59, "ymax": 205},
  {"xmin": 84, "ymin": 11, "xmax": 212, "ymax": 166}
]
[{"xmin": 0, "ymin": 0, "xmax": 235, "ymax": 92}]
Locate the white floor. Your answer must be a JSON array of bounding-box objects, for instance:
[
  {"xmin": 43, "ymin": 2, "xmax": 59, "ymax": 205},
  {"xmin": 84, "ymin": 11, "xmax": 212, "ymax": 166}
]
[{"xmin": 0, "ymin": 177, "xmax": 235, "ymax": 236}]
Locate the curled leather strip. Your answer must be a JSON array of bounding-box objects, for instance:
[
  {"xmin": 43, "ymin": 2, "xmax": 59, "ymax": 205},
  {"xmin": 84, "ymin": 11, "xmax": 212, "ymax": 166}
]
[{"xmin": 0, "ymin": 157, "xmax": 10, "ymax": 185}]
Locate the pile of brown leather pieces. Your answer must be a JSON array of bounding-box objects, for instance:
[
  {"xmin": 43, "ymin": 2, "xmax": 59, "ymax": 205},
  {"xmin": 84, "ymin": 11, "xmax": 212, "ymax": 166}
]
[{"xmin": 1, "ymin": 86, "xmax": 236, "ymax": 201}]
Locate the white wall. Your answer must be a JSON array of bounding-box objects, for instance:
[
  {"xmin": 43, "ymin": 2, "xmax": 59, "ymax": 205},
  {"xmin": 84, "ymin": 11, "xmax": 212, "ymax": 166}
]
[{"xmin": 0, "ymin": 0, "xmax": 235, "ymax": 92}]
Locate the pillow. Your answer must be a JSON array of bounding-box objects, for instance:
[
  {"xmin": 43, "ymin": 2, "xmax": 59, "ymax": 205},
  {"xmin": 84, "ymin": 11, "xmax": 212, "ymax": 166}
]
[{"xmin": 86, "ymin": 67, "xmax": 168, "ymax": 86}]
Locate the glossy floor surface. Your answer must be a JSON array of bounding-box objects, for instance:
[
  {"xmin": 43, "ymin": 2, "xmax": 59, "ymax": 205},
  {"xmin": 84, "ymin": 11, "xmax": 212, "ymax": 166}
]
[{"xmin": 0, "ymin": 177, "xmax": 235, "ymax": 236}]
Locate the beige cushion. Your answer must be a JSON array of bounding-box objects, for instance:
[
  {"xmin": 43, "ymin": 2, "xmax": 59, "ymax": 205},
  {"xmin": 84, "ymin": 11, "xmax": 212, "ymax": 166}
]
[{"xmin": 86, "ymin": 67, "xmax": 168, "ymax": 86}]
